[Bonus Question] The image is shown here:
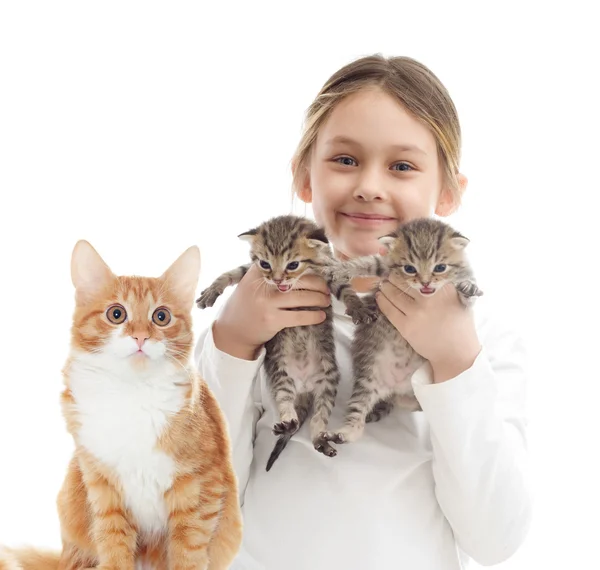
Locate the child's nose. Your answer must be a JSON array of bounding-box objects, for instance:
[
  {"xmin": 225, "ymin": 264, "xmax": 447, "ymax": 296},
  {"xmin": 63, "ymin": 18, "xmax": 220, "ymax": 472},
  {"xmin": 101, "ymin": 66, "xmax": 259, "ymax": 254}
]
[{"xmin": 353, "ymin": 166, "xmax": 386, "ymax": 201}]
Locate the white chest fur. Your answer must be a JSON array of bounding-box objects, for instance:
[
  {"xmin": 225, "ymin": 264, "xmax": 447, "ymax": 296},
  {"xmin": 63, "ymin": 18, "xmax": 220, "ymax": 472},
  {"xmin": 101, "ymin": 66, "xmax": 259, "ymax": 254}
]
[{"xmin": 68, "ymin": 356, "xmax": 188, "ymax": 536}]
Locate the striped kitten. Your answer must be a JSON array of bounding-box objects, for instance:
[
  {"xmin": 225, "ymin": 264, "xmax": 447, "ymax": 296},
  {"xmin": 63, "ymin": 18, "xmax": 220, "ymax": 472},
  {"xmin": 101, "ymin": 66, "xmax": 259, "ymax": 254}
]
[
  {"xmin": 323, "ymin": 218, "xmax": 483, "ymax": 447},
  {"xmin": 196, "ymin": 215, "xmax": 370, "ymax": 470}
]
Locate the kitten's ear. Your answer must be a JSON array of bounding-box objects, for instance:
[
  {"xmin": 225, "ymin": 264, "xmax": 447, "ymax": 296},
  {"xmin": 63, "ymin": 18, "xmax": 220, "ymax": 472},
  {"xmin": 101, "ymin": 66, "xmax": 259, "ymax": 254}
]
[
  {"xmin": 238, "ymin": 228, "xmax": 257, "ymax": 244},
  {"xmin": 71, "ymin": 240, "xmax": 115, "ymax": 304},
  {"xmin": 306, "ymin": 227, "xmax": 329, "ymax": 247},
  {"xmin": 378, "ymin": 234, "xmax": 397, "ymax": 252},
  {"xmin": 449, "ymin": 233, "xmax": 470, "ymax": 250},
  {"xmin": 160, "ymin": 246, "xmax": 201, "ymax": 308}
]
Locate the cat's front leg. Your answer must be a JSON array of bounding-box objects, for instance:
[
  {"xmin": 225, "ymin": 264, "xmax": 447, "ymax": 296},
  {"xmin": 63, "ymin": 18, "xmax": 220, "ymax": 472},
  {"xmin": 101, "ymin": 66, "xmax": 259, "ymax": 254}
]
[
  {"xmin": 455, "ymin": 280, "xmax": 484, "ymax": 307},
  {"xmin": 81, "ymin": 466, "xmax": 136, "ymax": 570},
  {"xmin": 196, "ymin": 264, "xmax": 251, "ymax": 308},
  {"xmin": 166, "ymin": 474, "xmax": 221, "ymax": 570}
]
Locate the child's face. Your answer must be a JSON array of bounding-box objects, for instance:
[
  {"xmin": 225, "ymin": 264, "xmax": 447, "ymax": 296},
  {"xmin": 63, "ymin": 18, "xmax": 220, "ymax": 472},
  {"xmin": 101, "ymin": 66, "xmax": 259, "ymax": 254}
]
[{"xmin": 301, "ymin": 87, "xmax": 460, "ymax": 259}]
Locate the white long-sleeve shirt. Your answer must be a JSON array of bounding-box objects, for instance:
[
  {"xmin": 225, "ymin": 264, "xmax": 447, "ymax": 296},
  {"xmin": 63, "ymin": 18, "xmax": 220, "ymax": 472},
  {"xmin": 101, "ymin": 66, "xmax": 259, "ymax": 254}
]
[{"xmin": 195, "ymin": 295, "xmax": 531, "ymax": 570}]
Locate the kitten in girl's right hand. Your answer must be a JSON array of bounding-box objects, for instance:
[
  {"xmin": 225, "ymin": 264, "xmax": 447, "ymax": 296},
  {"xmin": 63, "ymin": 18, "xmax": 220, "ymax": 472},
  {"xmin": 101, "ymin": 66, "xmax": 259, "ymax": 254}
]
[{"xmin": 196, "ymin": 214, "xmax": 371, "ymax": 470}]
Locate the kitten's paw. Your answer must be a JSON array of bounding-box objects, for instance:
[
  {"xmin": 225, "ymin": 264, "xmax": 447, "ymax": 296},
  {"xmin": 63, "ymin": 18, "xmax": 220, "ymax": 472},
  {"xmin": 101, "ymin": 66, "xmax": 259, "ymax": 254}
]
[
  {"xmin": 321, "ymin": 431, "xmax": 346, "ymax": 445},
  {"xmin": 273, "ymin": 418, "xmax": 299, "ymax": 436},
  {"xmin": 346, "ymin": 304, "xmax": 378, "ymax": 325},
  {"xmin": 195, "ymin": 288, "xmax": 221, "ymax": 309},
  {"xmin": 313, "ymin": 433, "xmax": 338, "ymax": 457}
]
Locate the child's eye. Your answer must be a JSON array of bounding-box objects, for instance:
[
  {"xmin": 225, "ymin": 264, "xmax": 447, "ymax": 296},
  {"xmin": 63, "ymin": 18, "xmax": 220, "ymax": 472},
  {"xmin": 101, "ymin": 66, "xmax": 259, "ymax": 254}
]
[
  {"xmin": 334, "ymin": 156, "xmax": 357, "ymax": 167},
  {"xmin": 433, "ymin": 264, "xmax": 447, "ymax": 273},
  {"xmin": 259, "ymin": 260, "xmax": 271, "ymax": 270},
  {"xmin": 286, "ymin": 261, "xmax": 300, "ymax": 271},
  {"xmin": 403, "ymin": 265, "xmax": 417, "ymax": 274},
  {"xmin": 391, "ymin": 162, "xmax": 413, "ymax": 172}
]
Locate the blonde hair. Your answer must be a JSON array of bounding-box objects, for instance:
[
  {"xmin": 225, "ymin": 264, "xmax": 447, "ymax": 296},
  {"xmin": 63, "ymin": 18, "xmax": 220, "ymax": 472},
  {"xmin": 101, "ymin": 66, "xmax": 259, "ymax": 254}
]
[{"xmin": 292, "ymin": 54, "xmax": 463, "ymax": 203}]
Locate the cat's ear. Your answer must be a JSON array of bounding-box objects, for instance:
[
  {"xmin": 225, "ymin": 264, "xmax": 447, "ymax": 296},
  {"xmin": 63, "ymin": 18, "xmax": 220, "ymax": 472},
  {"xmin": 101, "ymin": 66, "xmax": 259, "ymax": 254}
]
[
  {"xmin": 306, "ymin": 227, "xmax": 329, "ymax": 247},
  {"xmin": 71, "ymin": 240, "xmax": 115, "ymax": 304},
  {"xmin": 238, "ymin": 228, "xmax": 257, "ymax": 244},
  {"xmin": 378, "ymin": 234, "xmax": 397, "ymax": 252},
  {"xmin": 449, "ymin": 232, "xmax": 470, "ymax": 250},
  {"xmin": 160, "ymin": 246, "xmax": 201, "ymax": 308}
]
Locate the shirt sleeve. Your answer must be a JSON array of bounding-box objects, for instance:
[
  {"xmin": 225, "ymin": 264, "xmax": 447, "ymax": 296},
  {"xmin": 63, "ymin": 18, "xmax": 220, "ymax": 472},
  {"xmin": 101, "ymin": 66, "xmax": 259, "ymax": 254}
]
[
  {"xmin": 411, "ymin": 316, "xmax": 532, "ymax": 566},
  {"xmin": 195, "ymin": 322, "xmax": 265, "ymax": 506}
]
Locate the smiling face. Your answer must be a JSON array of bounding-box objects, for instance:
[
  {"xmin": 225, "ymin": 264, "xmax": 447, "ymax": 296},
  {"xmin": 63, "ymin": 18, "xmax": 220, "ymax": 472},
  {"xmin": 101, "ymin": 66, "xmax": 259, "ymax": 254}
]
[
  {"xmin": 69, "ymin": 241, "xmax": 200, "ymax": 374},
  {"xmin": 300, "ymin": 87, "xmax": 462, "ymax": 259}
]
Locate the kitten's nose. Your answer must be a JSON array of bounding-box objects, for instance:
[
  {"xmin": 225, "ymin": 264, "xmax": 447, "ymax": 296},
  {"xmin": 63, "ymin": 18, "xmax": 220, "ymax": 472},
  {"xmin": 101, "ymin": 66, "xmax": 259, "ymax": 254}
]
[
  {"xmin": 133, "ymin": 333, "xmax": 150, "ymax": 349},
  {"xmin": 273, "ymin": 278, "xmax": 283, "ymax": 284},
  {"xmin": 421, "ymin": 281, "xmax": 430, "ymax": 287}
]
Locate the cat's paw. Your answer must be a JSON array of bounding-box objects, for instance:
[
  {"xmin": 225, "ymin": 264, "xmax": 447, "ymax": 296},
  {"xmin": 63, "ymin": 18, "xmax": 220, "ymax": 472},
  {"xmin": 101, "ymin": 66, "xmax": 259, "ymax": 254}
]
[
  {"xmin": 313, "ymin": 433, "xmax": 338, "ymax": 457},
  {"xmin": 321, "ymin": 431, "xmax": 346, "ymax": 445},
  {"xmin": 195, "ymin": 287, "xmax": 221, "ymax": 309},
  {"xmin": 272, "ymin": 418, "xmax": 299, "ymax": 436},
  {"xmin": 346, "ymin": 304, "xmax": 378, "ymax": 325}
]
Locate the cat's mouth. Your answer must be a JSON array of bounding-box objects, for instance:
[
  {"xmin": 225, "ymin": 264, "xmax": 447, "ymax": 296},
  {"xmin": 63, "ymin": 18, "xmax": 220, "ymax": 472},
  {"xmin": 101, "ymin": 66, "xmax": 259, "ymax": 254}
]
[
  {"xmin": 276, "ymin": 283, "xmax": 292, "ymax": 292},
  {"xmin": 419, "ymin": 286, "xmax": 436, "ymax": 295}
]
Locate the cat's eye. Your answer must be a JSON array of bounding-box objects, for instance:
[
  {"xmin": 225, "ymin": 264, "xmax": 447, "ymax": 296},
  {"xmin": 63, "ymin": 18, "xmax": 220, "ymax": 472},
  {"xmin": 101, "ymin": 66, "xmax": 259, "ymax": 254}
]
[
  {"xmin": 403, "ymin": 265, "xmax": 417, "ymax": 274},
  {"xmin": 152, "ymin": 307, "xmax": 172, "ymax": 327},
  {"xmin": 259, "ymin": 260, "xmax": 271, "ymax": 270},
  {"xmin": 286, "ymin": 261, "xmax": 300, "ymax": 271},
  {"xmin": 433, "ymin": 264, "xmax": 447, "ymax": 273},
  {"xmin": 106, "ymin": 304, "xmax": 127, "ymax": 324}
]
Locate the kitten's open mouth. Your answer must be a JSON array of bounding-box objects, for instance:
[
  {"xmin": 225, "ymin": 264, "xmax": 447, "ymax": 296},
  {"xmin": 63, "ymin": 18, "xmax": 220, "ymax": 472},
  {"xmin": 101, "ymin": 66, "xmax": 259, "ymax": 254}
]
[
  {"xmin": 277, "ymin": 284, "xmax": 292, "ymax": 292},
  {"xmin": 420, "ymin": 286, "xmax": 436, "ymax": 295}
]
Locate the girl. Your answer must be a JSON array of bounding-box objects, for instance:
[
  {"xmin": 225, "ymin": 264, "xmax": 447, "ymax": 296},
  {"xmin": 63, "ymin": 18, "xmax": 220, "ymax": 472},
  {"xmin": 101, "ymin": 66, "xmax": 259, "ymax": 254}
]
[{"xmin": 195, "ymin": 55, "xmax": 530, "ymax": 570}]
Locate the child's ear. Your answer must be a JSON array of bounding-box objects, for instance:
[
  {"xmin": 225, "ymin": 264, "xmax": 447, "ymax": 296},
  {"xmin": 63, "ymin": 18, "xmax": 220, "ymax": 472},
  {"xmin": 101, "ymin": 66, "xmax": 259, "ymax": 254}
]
[
  {"xmin": 435, "ymin": 173, "xmax": 467, "ymax": 217},
  {"xmin": 292, "ymin": 160, "xmax": 312, "ymax": 204}
]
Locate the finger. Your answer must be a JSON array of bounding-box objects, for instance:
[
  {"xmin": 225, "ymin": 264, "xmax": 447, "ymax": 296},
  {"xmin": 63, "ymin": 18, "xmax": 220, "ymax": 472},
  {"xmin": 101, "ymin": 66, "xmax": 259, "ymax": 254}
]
[
  {"xmin": 387, "ymin": 273, "xmax": 417, "ymax": 299},
  {"xmin": 277, "ymin": 290, "xmax": 331, "ymax": 309},
  {"xmin": 281, "ymin": 309, "xmax": 327, "ymax": 329},
  {"xmin": 295, "ymin": 273, "xmax": 330, "ymax": 295},
  {"xmin": 376, "ymin": 291, "xmax": 406, "ymax": 326},
  {"xmin": 379, "ymin": 280, "xmax": 413, "ymax": 313}
]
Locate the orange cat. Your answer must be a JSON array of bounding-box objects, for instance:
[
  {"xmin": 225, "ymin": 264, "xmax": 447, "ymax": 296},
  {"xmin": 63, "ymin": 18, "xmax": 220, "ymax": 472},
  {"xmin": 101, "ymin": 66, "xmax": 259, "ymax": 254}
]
[{"xmin": 0, "ymin": 241, "xmax": 242, "ymax": 570}]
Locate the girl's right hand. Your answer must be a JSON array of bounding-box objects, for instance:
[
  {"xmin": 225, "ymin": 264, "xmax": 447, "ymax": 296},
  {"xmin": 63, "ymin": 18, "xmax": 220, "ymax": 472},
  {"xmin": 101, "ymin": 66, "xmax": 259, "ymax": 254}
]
[{"xmin": 212, "ymin": 264, "xmax": 331, "ymax": 360}]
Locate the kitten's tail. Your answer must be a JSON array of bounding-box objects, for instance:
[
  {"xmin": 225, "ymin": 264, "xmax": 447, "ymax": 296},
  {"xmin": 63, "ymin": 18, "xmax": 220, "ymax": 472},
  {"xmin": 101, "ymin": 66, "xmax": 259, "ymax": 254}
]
[
  {"xmin": 265, "ymin": 434, "xmax": 292, "ymax": 472},
  {"xmin": 0, "ymin": 547, "xmax": 60, "ymax": 570}
]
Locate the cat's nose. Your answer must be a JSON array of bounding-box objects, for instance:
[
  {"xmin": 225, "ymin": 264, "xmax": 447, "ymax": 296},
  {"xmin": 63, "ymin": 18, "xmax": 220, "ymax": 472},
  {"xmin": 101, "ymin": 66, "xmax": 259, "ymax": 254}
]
[
  {"xmin": 421, "ymin": 281, "xmax": 430, "ymax": 287},
  {"xmin": 133, "ymin": 333, "xmax": 150, "ymax": 349},
  {"xmin": 273, "ymin": 278, "xmax": 283, "ymax": 284}
]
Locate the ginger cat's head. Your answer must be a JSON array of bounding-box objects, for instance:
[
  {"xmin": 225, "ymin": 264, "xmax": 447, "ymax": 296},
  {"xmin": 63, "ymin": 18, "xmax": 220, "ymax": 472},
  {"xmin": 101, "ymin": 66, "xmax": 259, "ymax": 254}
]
[
  {"xmin": 70, "ymin": 241, "xmax": 200, "ymax": 372},
  {"xmin": 380, "ymin": 218, "xmax": 470, "ymax": 297}
]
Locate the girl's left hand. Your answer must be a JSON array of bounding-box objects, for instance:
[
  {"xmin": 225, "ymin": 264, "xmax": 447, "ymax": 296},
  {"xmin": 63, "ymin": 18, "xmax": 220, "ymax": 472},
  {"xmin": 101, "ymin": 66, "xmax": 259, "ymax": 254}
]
[{"xmin": 376, "ymin": 274, "xmax": 482, "ymax": 383}]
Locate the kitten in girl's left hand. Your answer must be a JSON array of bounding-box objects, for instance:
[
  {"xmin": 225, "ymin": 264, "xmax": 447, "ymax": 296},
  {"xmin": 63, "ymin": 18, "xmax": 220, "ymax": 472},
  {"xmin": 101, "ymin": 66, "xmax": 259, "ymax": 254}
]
[
  {"xmin": 0, "ymin": 242, "xmax": 242, "ymax": 570},
  {"xmin": 324, "ymin": 218, "xmax": 483, "ymax": 448}
]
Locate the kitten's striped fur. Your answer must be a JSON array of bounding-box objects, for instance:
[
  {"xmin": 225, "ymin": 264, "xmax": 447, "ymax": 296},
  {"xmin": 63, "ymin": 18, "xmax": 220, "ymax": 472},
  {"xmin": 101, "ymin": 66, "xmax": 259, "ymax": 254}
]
[
  {"xmin": 324, "ymin": 218, "xmax": 483, "ymax": 447},
  {"xmin": 196, "ymin": 215, "xmax": 369, "ymax": 470}
]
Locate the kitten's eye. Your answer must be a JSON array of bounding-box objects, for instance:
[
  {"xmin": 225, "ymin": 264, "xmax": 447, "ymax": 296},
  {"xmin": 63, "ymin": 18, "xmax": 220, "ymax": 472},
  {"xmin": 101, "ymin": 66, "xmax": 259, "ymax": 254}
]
[
  {"xmin": 334, "ymin": 156, "xmax": 357, "ymax": 167},
  {"xmin": 286, "ymin": 261, "xmax": 300, "ymax": 271},
  {"xmin": 391, "ymin": 162, "xmax": 413, "ymax": 172},
  {"xmin": 403, "ymin": 265, "xmax": 417, "ymax": 274},
  {"xmin": 152, "ymin": 307, "xmax": 172, "ymax": 327},
  {"xmin": 106, "ymin": 304, "xmax": 127, "ymax": 324},
  {"xmin": 433, "ymin": 264, "xmax": 447, "ymax": 273},
  {"xmin": 259, "ymin": 260, "xmax": 271, "ymax": 270}
]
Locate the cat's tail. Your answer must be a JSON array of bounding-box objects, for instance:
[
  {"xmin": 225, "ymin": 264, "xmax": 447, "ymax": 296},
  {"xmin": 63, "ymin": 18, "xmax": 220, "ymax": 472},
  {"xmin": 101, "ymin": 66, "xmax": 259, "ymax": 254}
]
[
  {"xmin": 265, "ymin": 434, "xmax": 292, "ymax": 472},
  {"xmin": 0, "ymin": 547, "xmax": 60, "ymax": 570}
]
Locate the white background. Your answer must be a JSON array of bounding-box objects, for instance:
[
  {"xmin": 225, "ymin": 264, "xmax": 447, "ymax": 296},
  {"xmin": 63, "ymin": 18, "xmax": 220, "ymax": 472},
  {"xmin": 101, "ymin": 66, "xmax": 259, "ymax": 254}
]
[{"xmin": 1, "ymin": 1, "xmax": 598, "ymax": 568}]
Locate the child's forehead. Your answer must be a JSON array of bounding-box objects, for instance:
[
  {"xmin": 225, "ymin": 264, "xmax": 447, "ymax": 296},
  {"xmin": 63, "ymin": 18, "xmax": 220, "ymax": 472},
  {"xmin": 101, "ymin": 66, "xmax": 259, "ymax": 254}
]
[{"xmin": 316, "ymin": 88, "xmax": 437, "ymax": 156}]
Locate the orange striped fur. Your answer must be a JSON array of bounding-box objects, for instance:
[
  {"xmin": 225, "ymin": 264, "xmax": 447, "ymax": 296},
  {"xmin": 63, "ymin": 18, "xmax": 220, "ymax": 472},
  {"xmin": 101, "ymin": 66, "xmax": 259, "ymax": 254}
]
[{"xmin": 0, "ymin": 241, "xmax": 242, "ymax": 570}]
